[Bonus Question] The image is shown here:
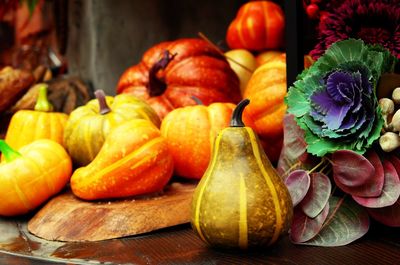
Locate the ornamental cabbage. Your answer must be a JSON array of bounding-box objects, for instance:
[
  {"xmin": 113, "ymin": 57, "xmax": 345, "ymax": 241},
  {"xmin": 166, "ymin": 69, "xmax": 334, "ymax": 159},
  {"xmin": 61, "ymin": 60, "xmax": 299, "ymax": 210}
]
[{"xmin": 286, "ymin": 39, "xmax": 398, "ymax": 157}]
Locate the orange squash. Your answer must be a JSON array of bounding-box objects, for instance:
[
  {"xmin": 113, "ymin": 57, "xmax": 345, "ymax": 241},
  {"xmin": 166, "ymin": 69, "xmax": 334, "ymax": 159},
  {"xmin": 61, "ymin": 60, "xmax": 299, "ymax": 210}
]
[
  {"xmin": 0, "ymin": 139, "xmax": 72, "ymax": 216},
  {"xmin": 4, "ymin": 84, "xmax": 68, "ymax": 150},
  {"xmin": 160, "ymin": 102, "xmax": 254, "ymax": 179},
  {"xmin": 226, "ymin": 1, "xmax": 285, "ymax": 51},
  {"xmin": 243, "ymin": 56, "xmax": 287, "ymax": 163},
  {"xmin": 71, "ymin": 119, "xmax": 173, "ymax": 200}
]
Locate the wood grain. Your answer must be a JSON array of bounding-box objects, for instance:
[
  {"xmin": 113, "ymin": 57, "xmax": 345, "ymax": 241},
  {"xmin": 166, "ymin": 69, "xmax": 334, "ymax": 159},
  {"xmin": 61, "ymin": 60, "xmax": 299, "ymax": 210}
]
[{"xmin": 27, "ymin": 182, "xmax": 196, "ymax": 242}]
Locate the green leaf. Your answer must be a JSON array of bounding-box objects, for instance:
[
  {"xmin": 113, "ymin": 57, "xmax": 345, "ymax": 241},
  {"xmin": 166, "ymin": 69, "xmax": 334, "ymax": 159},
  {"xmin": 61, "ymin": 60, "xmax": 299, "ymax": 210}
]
[
  {"xmin": 299, "ymin": 196, "xmax": 370, "ymax": 247},
  {"xmin": 285, "ymin": 88, "xmax": 309, "ymax": 117}
]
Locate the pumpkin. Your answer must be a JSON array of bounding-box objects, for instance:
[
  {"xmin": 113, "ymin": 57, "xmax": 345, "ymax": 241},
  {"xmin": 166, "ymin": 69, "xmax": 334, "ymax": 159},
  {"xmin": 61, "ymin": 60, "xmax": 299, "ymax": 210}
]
[
  {"xmin": 63, "ymin": 90, "xmax": 161, "ymax": 166},
  {"xmin": 226, "ymin": 1, "xmax": 285, "ymax": 51},
  {"xmin": 243, "ymin": 56, "xmax": 287, "ymax": 163},
  {"xmin": 4, "ymin": 84, "xmax": 68, "ymax": 151},
  {"xmin": 160, "ymin": 101, "xmax": 254, "ymax": 179},
  {"xmin": 70, "ymin": 119, "xmax": 173, "ymax": 200},
  {"xmin": 191, "ymin": 99, "xmax": 293, "ymax": 248},
  {"xmin": 0, "ymin": 139, "xmax": 72, "ymax": 216},
  {"xmin": 116, "ymin": 38, "xmax": 241, "ymax": 119}
]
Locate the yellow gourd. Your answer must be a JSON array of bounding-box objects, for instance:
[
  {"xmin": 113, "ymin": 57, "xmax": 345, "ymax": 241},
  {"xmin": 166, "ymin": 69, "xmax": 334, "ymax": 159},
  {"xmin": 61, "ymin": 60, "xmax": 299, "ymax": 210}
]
[{"xmin": 191, "ymin": 99, "xmax": 293, "ymax": 249}]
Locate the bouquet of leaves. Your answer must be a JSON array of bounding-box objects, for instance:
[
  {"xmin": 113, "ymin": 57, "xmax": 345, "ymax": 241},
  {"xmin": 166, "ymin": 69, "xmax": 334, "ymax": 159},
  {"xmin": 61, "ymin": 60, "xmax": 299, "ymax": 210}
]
[{"xmin": 279, "ymin": 38, "xmax": 400, "ymax": 246}]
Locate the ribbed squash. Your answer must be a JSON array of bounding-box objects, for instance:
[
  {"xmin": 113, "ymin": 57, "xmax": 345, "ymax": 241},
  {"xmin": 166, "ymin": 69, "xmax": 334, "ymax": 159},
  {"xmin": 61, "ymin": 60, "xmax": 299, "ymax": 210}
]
[
  {"xmin": 0, "ymin": 139, "xmax": 72, "ymax": 216},
  {"xmin": 70, "ymin": 119, "xmax": 173, "ymax": 200},
  {"xmin": 243, "ymin": 56, "xmax": 287, "ymax": 163},
  {"xmin": 4, "ymin": 84, "xmax": 68, "ymax": 151},
  {"xmin": 161, "ymin": 101, "xmax": 254, "ymax": 179},
  {"xmin": 64, "ymin": 90, "xmax": 161, "ymax": 166},
  {"xmin": 191, "ymin": 99, "xmax": 293, "ymax": 249}
]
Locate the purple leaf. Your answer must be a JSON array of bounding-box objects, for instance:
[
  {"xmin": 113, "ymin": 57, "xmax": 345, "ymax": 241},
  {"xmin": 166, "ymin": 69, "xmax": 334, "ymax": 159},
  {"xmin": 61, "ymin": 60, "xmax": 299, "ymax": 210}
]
[
  {"xmin": 298, "ymin": 196, "xmax": 370, "ymax": 247},
  {"xmin": 367, "ymin": 198, "xmax": 400, "ymax": 227},
  {"xmin": 285, "ymin": 170, "xmax": 311, "ymax": 207},
  {"xmin": 353, "ymin": 160, "xmax": 400, "ymax": 208},
  {"xmin": 300, "ymin": 172, "xmax": 332, "ymax": 218},
  {"xmin": 277, "ymin": 114, "xmax": 309, "ymax": 177},
  {"xmin": 332, "ymin": 150, "xmax": 384, "ymax": 197},
  {"xmin": 290, "ymin": 203, "xmax": 329, "ymax": 243},
  {"xmin": 326, "ymin": 71, "xmax": 353, "ymax": 103}
]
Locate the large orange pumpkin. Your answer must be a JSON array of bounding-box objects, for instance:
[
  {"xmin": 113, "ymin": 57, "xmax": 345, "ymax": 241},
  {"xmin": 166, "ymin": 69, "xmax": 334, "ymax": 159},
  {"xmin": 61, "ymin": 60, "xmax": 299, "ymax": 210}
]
[
  {"xmin": 160, "ymin": 102, "xmax": 254, "ymax": 179},
  {"xmin": 226, "ymin": 1, "xmax": 285, "ymax": 51},
  {"xmin": 116, "ymin": 38, "xmax": 241, "ymax": 119},
  {"xmin": 243, "ymin": 56, "xmax": 287, "ymax": 163}
]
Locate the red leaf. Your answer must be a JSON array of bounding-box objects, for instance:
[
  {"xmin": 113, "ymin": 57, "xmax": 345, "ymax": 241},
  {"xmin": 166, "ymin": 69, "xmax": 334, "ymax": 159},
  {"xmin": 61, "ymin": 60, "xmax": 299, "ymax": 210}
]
[
  {"xmin": 277, "ymin": 114, "xmax": 309, "ymax": 177},
  {"xmin": 284, "ymin": 170, "xmax": 311, "ymax": 207},
  {"xmin": 332, "ymin": 150, "xmax": 384, "ymax": 197},
  {"xmin": 290, "ymin": 203, "xmax": 329, "ymax": 243},
  {"xmin": 300, "ymin": 172, "xmax": 332, "ymax": 218},
  {"xmin": 353, "ymin": 160, "xmax": 400, "ymax": 208},
  {"xmin": 298, "ymin": 196, "xmax": 370, "ymax": 246},
  {"xmin": 367, "ymin": 198, "xmax": 400, "ymax": 227}
]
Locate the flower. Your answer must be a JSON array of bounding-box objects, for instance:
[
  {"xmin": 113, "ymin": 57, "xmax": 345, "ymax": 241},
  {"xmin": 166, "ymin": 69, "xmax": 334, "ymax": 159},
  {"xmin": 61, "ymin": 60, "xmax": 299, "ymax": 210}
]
[
  {"xmin": 286, "ymin": 39, "xmax": 397, "ymax": 157},
  {"xmin": 310, "ymin": 0, "xmax": 400, "ymax": 60}
]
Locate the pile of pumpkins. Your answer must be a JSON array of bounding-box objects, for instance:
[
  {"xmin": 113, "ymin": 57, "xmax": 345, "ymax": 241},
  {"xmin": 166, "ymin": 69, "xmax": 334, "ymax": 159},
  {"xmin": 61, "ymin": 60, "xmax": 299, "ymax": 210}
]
[{"xmin": 0, "ymin": 0, "xmax": 303, "ymax": 249}]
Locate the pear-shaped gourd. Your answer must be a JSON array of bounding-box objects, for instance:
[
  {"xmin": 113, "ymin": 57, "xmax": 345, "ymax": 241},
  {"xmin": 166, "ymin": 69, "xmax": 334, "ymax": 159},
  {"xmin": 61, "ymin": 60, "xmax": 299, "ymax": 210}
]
[{"xmin": 191, "ymin": 99, "xmax": 293, "ymax": 249}]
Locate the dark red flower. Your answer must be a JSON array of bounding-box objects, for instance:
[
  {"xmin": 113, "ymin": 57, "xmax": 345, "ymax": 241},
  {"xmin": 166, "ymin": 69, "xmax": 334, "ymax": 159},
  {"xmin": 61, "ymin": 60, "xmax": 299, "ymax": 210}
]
[{"xmin": 310, "ymin": 0, "xmax": 400, "ymax": 60}]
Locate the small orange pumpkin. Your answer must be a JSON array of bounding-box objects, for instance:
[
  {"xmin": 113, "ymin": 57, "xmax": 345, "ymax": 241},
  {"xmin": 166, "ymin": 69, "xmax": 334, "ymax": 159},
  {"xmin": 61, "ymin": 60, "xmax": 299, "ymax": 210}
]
[
  {"xmin": 226, "ymin": 1, "xmax": 285, "ymax": 51},
  {"xmin": 243, "ymin": 56, "xmax": 287, "ymax": 163},
  {"xmin": 71, "ymin": 119, "xmax": 173, "ymax": 200},
  {"xmin": 0, "ymin": 139, "xmax": 72, "ymax": 216},
  {"xmin": 160, "ymin": 102, "xmax": 254, "ymax": 179},
  {"xmin": 5, "ymin": 84, "xmax": 68, "ymax": 151}
]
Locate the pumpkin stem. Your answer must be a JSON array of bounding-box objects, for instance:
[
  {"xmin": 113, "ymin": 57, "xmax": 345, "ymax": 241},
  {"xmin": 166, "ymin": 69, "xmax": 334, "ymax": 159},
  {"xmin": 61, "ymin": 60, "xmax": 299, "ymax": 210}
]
[
  {"xmin": 0, "ymin": 140, "xmax": 21, "ymax": 163},
  {"xmin": 191, "ymin": 96, "xmax": 204, "ymax": 105},
  {"xmin": 230, "ymin": 99, "xmax": 250, "ymax": 127},
  {"xmin": 148, "ymin": 50, "xmax": 177, "ymax": 97},
  {"xmin": 34, "ymin": 84, "xmax": 53, "ymax": 112},
  {"xmin": 94, "ymin": 89, "xmax": 111, "ymax": 115}
]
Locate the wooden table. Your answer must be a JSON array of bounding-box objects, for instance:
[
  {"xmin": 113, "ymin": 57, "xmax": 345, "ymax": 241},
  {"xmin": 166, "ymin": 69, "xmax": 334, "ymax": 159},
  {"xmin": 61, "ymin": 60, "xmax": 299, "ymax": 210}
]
[{"xmin": 0, "ymin": 218, "xmax": 399, "ymax": 265}]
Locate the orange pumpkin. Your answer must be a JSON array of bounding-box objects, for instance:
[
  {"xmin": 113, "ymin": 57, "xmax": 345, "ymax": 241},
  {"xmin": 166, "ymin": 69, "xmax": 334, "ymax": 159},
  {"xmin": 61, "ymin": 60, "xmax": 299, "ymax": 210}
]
[
  {"xmin": 116, "ymin": 38, "xmax": 241, "ymax": 119},
  {"xmin": 226, "ymin": 1, "xmax": 285, "ymax": 51},
  {"xmin": 5, "ymin": 84, "xmax": 68, "ymax": 151},
  {"xmin": 160, "ymin": 102, "xmax": 254, "ymax": 179},
  {"xmin": 71, "ymin": 119, "xmax": 173, "ymax": 200},
  {"xmin": 243, "ymin": 56, "xmax": 287, "ymax": 163},
  {"xmin": 0, "ymin": 139, "xmax": 72, "ymax": 216}
]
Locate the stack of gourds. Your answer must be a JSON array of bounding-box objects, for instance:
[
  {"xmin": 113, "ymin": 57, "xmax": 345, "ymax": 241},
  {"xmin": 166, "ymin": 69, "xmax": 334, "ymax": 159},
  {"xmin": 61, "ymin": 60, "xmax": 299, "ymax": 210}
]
[{"xmin": 0, "ymin": 0, "xmax": 295, "ymax": 250}]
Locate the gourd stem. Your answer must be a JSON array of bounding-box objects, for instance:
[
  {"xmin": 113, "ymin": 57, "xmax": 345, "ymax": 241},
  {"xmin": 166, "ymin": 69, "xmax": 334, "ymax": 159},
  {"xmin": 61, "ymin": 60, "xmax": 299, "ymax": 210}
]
[
  {"xmin": 94, "ymin": 89, "xmax": 111, "ymax": 115},
  {"xmin": 0, "ymin": 140, "xmax": 21, "ymax": 163},
  {"xmin": 230, "ymin": 99, "xmax": 250, "ymax": 127},
  {"xmin": 148, "ymin": 50, "xmax": 176, "ymax": 97},
  {"xmin": 34, "ymin": 84, "xmax": 53, "ymax": 112}
]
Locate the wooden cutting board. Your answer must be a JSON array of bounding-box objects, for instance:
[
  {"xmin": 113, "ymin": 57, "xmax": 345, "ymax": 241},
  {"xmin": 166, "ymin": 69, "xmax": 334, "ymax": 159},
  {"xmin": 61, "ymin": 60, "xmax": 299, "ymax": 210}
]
[{"xmin": 28, "ymin": 182, "xmax": 196, "ymax": 242}]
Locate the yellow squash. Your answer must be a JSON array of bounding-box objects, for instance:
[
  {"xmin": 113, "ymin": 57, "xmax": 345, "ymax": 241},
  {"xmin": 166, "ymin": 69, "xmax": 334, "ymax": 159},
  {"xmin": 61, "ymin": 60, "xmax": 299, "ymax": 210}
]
[
  {"xmin": 63, "ymin": 90, "xmax": 161, "ymax": 166},
  {"xmin": 5, "ymin": 84, "xmax": 68, "ymax": 150}
]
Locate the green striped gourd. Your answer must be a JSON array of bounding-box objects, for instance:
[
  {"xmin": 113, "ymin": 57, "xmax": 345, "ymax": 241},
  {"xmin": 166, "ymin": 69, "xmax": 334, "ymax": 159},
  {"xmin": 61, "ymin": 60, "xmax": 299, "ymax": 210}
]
[{"xmin": 191, "ymin": 99, "xmax": 293, "ymax": 249}]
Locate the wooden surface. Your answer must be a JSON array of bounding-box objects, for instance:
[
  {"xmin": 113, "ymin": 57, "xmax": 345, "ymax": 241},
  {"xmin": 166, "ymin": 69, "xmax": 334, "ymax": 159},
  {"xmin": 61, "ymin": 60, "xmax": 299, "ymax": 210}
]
[
  {"xmin": 28, "ymin": 182, "xmax": 195, "ymax": 242},
  {"xmin": 0, "ymin": 219, "xmax": 399, "ymax": 265}
]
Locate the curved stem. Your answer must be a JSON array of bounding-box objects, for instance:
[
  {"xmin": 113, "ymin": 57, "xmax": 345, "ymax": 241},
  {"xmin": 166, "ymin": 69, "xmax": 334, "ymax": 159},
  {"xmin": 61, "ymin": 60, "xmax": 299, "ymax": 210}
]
[
  {"xmin": 191, "ymin": 96, "xmax": 203, "ymax": 105},
  {"xmin": 0, "ymin": 140, "xmax": 21, "ymax": 163},
  {"xmin": 148, "ymin": 50, "xmax": 176, "ymax": 97},
  {"xmin": 94, "ymin": 89, "xmax": 111, "ymax": 115},
  {"xmin": 230, "ymin": 99, "xmax": 250, "ymax": 127},
  {"xmin": 34, "ymin": 84, "xmax": 53, "ymax": 112}
]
